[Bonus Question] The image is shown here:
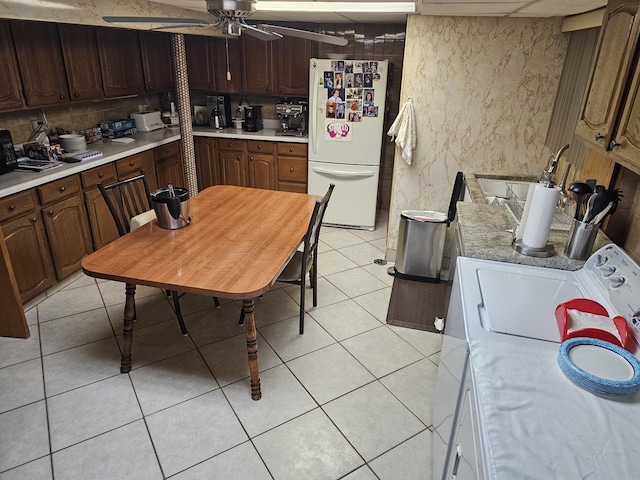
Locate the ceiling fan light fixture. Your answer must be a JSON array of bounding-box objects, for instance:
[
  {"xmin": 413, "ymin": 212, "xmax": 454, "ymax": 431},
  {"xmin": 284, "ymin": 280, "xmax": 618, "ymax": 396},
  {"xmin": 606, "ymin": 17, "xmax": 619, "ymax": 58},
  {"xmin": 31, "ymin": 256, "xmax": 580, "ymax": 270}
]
[
  {"xmin": 253, "ymin": 1, "xmax": 416, "ymax": 14},
  {"xmin": 207, "ymin": 0, "xmax": 255, "ymax": 18}
]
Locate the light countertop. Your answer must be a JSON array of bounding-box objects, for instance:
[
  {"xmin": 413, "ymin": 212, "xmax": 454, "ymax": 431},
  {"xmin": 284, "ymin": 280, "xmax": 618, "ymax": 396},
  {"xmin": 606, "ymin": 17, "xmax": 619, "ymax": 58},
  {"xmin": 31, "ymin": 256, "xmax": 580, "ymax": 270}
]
[
  {"xmin": 459, "ymin": 173, "xmax": 610, "ymax": 271},
  {"xmin": 0, "ymin": 127, "xmax": 308, "ymax": 198}
]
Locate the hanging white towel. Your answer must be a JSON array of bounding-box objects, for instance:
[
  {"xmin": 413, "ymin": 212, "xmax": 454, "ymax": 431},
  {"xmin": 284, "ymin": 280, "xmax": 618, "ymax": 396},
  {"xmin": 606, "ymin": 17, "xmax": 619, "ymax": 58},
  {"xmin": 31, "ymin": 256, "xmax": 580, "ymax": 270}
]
[{"xmin": 387, "ymin": 98, "xmax": 416, "ymax": 165}]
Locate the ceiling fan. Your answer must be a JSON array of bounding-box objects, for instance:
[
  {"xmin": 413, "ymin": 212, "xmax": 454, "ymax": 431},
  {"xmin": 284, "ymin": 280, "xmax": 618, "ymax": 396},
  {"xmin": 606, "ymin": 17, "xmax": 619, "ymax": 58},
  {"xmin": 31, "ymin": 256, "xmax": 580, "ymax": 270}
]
[{"xmin": 103, "ymin": 0, "xmax": 348, "ymax": 46}]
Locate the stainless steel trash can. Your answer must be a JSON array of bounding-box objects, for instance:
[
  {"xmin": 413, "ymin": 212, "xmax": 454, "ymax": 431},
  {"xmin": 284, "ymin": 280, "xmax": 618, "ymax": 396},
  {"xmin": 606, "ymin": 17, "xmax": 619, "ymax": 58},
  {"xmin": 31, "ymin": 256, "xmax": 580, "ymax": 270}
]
[{"xmin": 394, "ymin": 210, "xmax": 449, "ymax": 282}]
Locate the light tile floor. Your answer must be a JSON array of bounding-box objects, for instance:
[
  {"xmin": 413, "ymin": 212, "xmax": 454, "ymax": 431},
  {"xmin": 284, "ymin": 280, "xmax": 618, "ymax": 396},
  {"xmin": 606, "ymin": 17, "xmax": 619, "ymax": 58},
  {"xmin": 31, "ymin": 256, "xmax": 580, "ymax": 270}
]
[{"xmin": 0, "ymin": 211, "xmax": 443, "ymax": 480}]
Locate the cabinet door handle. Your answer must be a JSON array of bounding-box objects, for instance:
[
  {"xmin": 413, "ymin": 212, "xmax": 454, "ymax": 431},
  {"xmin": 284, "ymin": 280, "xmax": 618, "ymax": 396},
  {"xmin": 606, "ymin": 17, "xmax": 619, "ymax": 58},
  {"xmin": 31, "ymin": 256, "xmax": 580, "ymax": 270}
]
[
  {"xmin": 258, "ymin": 144, "xmax": 262, "ymax": 149},
  {"xmin": 237, "ymin": 155, "xmax": 241, "ymax": 159},
  {"xmin": 250, "ymin": 156, "xmax": 254, "ymax": 160},
  {"xmin": 59, "ymin": 186, "xmax": 65, "ymax": 192},
  {"xmin": 98, "ymin": 173, "xmax": 104, "ymax": 178},
  {"xmin": 31, "ymin": 217, "xmax": 37, "ymax": 223},
  {"xmin": 48, "ymin": 210, "xmax": 54, "ymax": 216},
  {"xmin": 59, "ymin": 95, "xmax": 65, "ymax": 100},
  {"xmin": 289, "ymin": 147, "xmax": 293, "ymax": 152},
  {"xmin": 289, "ymin": 167, "xmax": 294, "ymax": 173},
  {"xmin": 595, "ymin": 133, "xmax": 604, "ymax": 141},
  {"xmin": 610, "ymin": 139, "xmax": 620, "ymax": 150},
  {"xmin": 74, "ymin": 92, "xmax": 80, "ymax": 98},
  {"xmin": 280, "ymin": 88, "xmax": 284, "ymax": 93},
  {"xmin": 130, "ymin": 161, "xmax": 135, "ymax": 166},
  {"xmin": 9, "ymin": 205, "xmax": 16, "ymax": 211}
]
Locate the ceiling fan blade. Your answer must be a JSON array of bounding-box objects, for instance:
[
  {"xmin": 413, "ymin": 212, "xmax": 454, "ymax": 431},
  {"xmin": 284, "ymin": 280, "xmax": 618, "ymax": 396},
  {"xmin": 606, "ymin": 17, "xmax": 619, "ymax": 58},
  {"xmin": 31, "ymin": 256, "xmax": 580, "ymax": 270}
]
[
  {"xmin": 103, "ymin": 16, "xmax": 211, "ymax": 27},
  {"xmin": 232, "ymin": 20, "xmax": 282, "ymax": 41},
  {"xmin": 259, "ymin": 24, "xmax": 348, "ymax": 46}
]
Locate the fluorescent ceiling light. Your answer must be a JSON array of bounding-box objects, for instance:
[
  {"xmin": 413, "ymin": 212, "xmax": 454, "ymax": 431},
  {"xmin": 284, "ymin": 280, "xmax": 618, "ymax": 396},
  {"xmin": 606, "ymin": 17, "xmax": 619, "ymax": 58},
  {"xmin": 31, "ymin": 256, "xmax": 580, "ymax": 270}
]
[{"xmin": 254, "ymin": 1, "xmax": 416, "ymax": 14}]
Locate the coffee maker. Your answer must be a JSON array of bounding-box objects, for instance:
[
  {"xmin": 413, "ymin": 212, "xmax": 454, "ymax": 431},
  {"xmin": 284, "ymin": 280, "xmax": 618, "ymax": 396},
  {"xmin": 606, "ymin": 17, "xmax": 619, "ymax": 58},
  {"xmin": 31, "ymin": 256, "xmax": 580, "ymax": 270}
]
[
  {"xmin": 206, "ymin": 94, "xmax": 232, "ymax": 129},
  {"xmin": 275, "ymin": 101, "xmax": 308, "ymax": 137},
  {"xmin": 244, "ymin": 105, "xmax": 263, "ymax": 132}
]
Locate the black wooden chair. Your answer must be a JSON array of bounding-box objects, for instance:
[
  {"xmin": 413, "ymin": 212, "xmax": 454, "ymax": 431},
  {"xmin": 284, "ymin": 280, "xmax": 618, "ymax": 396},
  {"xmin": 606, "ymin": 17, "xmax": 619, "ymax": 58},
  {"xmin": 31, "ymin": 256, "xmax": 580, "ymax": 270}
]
[
  {"xmin": 98, "ymin": 170, "xmax": 219, "ymax": 336},
  {"xmin": 240, "ymin": 184, "xmax": 335, "ymax": 334}
]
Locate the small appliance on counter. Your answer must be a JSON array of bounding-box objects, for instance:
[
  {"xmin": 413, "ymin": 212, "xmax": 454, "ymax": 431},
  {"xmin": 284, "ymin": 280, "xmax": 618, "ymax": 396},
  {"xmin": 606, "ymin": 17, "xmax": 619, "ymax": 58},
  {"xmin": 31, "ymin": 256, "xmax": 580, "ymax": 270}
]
[
  {"xmin": 130, "ymin": 112, "xmax": 165, "ymax": 132},
  {"xmin": 275, "ymin": 101, "xmax": 308, "ymax": 137},
  {"xmin": 0, "ymin": 129, "xmax": 18, "ymax": 174},
  {"xmin": 244, "ymin": 105, "xmax": 263, "ymax": 132},
  {"xmin": 102, "ymin": 119, "xmax": 137, "ymax": 139},
  {"xmin": 206, "ymin": 94, "xmax": 232, "ymax": 129}
]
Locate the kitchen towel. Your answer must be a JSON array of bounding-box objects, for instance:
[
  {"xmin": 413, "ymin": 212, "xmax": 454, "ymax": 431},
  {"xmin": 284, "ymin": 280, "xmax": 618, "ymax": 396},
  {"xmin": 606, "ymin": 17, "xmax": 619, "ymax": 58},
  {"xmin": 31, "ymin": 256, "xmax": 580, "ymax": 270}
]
[
  {"xmin": 522, "ymin": 184, "xmax": 560, "ymax": 248},
  {"xmin": 387, "ymin": 97, "xmax": 416, "ymax": 165}
]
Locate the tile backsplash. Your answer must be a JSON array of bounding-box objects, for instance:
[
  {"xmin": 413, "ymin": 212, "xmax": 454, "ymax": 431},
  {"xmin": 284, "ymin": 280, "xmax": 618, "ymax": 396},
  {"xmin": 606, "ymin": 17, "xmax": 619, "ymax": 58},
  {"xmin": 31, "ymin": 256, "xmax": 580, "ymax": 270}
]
[{"xmin": 0, "ymin": 95, "xmax": 162, "ymax": 145}]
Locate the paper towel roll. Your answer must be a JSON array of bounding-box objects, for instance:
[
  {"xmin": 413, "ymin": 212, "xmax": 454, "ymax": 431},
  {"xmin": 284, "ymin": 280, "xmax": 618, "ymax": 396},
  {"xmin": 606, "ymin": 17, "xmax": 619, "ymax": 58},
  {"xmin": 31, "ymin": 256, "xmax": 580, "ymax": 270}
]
[
  {"xmin": 515, "ymin": 183, "xmax": 538, "ymax": 240},
  {"xmin": 522, "ymin": 184, "xmax": 560, "ymax": 248}
]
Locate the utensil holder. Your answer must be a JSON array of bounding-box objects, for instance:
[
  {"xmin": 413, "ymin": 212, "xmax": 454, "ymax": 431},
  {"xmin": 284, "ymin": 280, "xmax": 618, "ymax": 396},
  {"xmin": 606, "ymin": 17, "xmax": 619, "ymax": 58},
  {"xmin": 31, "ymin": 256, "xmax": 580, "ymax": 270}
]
[{"xmin": 565, "ymin": 219, "xmax": 598, "ymax": 260}]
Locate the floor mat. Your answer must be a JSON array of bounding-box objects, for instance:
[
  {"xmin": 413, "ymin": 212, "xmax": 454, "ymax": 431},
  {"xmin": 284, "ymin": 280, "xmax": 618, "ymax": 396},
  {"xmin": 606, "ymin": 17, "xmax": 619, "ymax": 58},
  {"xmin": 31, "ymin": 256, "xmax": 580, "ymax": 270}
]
[{"xmin": 386, "ymin": 277, "xmax": 451, "ymax": 332}]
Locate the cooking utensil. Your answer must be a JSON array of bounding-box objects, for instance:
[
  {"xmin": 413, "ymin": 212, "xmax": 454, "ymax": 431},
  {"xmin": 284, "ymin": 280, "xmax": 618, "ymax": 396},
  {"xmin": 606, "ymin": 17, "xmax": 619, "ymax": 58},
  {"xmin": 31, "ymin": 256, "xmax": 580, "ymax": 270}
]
[
  {"xmin": 568, "ymin": 182, "xmax": 592, "ymax": 220},
  {"xmin": 585, "ymin": 189, "xmax": 623, "ymax": 224}
]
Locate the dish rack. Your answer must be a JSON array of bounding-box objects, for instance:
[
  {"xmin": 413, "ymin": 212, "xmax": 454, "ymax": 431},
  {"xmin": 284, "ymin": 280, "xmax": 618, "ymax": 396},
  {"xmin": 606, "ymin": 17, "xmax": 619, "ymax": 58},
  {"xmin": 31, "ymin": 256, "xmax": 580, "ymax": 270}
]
[{"xmin": 506, "ymin": 182, "xmax": 573, "ymax": 231}]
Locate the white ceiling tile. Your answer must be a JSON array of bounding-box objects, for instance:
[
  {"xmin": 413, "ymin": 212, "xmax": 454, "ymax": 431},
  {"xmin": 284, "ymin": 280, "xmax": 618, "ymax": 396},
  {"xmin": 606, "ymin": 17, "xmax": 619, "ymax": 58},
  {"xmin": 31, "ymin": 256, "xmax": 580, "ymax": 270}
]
[{"xmin": 420, "ymin": 3, "xmax": 527, "ymax": 16}]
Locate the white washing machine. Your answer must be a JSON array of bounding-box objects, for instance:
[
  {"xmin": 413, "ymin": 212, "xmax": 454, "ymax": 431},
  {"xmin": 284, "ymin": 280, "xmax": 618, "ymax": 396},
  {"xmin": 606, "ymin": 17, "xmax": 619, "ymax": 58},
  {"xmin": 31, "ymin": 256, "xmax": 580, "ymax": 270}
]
[{"xmin": 434, "ymin": 244, "xmax": 640, "ymax": 480}]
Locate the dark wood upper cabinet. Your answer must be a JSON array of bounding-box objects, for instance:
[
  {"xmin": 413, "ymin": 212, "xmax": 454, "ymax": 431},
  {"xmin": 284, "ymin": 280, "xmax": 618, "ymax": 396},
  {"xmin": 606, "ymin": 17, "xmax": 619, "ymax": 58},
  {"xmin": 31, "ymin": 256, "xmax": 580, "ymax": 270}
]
[
  {"xmin": 58, "ymin": 24, "xmax": 104, "ymax": 102},
  {"xmin": 139, "ymin": 31, "xmax": 175, "ymax": 93},
  {"xmin": 276, "ymin": 24, "xmax": 315, "ymax": 96},
  {"xmin": 185, "ymin": 34, "xmax": 216, "ymax": 91},
  {"xmin": 212, "ymin": 37, "xmax": 242, "ymax": 94},
  {"xmin": 241, "ymin": 34, "xmax": 276, "ymax": 94},
  {"xmin": 11, "ymin": 21, "xmax": 70, "ymax": 107},
  {"xmin": 0, "ymin": 21, "xmax": 24, "ymax": 112},
  {"xmin": 96, "ymin": 27, "xmax": 145, "ymax": 97}
]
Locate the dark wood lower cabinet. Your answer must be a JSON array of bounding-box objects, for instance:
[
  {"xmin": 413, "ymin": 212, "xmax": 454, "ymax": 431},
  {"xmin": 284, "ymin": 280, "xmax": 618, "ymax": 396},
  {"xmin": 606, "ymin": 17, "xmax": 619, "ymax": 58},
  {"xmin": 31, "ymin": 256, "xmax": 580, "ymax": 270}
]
[
  {"xmin": 194, "ymin": 137, "xmax": 220, "ymax": 191},
  {"xmin": 84, "ymin": 187, "xmax": 120, "ymax": 251},
  {"xmin": 248, "ymin": 154, "xmax": 277, "ymax": 190},
  {"xmin": 1, "ymin": 212, "xmax": 56, "ymax": 303},
  {"xmin": 41, "ymin": 195, "xmax": 93, "ymax": 281}
]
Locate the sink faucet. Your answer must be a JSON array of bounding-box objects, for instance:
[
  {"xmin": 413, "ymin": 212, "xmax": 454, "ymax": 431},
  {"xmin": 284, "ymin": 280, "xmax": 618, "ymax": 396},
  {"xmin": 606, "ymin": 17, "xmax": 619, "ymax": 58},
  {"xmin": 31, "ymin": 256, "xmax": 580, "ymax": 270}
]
[{"xmin": 540, "ymin": 144, "xmax": 570, "ymax": 184}]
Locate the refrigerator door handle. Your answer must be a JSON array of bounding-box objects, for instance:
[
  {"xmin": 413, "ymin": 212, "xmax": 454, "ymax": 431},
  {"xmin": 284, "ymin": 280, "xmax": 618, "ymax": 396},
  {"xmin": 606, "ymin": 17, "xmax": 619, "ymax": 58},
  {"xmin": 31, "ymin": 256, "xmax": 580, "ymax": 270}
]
[
  {"xmin": 311, "ymin": 66, "xmax": 319, "ymax": 155},
  {"xmin": 311, "ymin": 166, "xmax": 376, "ymax": 179}
]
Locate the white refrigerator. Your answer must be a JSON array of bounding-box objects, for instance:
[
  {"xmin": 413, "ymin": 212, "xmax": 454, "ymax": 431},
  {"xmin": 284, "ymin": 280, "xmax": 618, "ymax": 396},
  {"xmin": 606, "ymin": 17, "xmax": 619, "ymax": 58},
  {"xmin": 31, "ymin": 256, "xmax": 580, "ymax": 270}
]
[{"xmin": 307, "ymin": 58, "xmax": 388, "ymax": 230}]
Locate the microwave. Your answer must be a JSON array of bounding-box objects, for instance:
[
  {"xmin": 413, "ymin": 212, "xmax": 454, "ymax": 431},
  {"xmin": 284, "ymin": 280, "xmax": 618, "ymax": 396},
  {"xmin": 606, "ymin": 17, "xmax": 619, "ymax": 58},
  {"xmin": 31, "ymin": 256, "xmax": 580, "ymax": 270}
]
[{"xmin": 0, "ymin": 130, "xmax": 18, "ymax": 174}]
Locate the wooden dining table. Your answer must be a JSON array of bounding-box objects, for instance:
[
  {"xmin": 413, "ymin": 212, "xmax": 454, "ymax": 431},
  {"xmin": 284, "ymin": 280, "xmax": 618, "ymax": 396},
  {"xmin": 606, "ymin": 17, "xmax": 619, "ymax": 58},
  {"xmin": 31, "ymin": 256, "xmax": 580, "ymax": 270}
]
[{"xmin": 82, "ymin": 185, "xmax": 319, "ymax": 400}]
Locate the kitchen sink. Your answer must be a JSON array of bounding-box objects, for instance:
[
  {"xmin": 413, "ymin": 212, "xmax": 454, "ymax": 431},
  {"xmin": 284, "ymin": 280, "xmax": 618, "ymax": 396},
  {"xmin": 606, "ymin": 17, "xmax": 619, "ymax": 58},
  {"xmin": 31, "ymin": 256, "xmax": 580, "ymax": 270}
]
[
  {"xmin": 476, "ymin": 176, "xmax": 572, "ymax": 230},
  {"xmin": 476, "ymin": 177, "xmax": 535, "ymax": 201}
]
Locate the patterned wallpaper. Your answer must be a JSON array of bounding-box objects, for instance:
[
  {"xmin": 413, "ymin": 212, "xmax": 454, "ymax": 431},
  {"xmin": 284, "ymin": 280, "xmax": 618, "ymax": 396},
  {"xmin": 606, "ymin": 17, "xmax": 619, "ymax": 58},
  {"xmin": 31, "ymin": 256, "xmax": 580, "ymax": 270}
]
[{"xmin": 386, "ymin": 15, "xmax": 569, "ymax": 256}]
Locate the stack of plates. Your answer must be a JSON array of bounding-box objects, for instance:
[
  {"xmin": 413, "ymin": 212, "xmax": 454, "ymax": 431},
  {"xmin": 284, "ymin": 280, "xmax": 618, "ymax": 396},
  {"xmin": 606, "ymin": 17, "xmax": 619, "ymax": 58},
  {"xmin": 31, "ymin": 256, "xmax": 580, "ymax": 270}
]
[{"xmin": 59, "ymin": 134, "xmax": 87, "ymax": 153}]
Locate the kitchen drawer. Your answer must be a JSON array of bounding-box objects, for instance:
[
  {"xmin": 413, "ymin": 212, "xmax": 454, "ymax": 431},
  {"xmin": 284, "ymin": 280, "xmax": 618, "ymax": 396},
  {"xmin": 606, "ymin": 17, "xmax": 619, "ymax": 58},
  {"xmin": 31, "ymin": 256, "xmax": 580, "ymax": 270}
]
[
  {"xmin": 154, "ymin": 141, "xmax": 180, "ymax": 161},
  {"xmin": 247, "ymin": 141, "xmax": 274, "ymax": 154},
  {"xmin": 0, "ymin": 190, "xmax": 36, "ymax": 223},
  {"xmin": 116, "ymin": 151, "xmax": 152, "ymax": 177},
  {"xmin": 278, "ymin": 181, "xmax": 306, "ymax": 193},
  {"xmin": 278, "ymin": 156, "xmax": 307, "ymax": 183},
  {"xmin": 81, "ymin": 163, "xmax": 117, "ymax": 189},
  {"xmin": 37, "ymin": 175, "xmax": 80, "ymax": 205},
  {"xmin": 277, "ymin": 143, "xmax": 307, "ymax": 157},
  {"xmin": 218, "ymin": 139, "xmax": 245, "ymax": 151}
]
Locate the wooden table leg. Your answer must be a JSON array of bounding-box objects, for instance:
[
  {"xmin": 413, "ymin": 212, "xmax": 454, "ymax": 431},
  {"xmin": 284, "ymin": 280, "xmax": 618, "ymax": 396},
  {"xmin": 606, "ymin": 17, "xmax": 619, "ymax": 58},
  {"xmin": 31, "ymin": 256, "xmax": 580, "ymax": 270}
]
[
  {"xmin": 243, "ymin": 299, "xmax": 261, "ymax": 400},
  {"xmin": 120, "ymin": 283, "xmax": 136, "ymax": 373}
]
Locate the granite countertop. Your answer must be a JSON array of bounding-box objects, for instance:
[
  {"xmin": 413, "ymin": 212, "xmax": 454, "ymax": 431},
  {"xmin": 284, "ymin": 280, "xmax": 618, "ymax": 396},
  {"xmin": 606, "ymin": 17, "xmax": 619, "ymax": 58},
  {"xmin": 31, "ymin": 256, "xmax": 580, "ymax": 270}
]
[
  {"xmin": 0, "ymin": 126, "xmax": 308, "ymax": 198},
  {"xmin": 460, "ymin": 173, "xmax": 610, "ymax": 271}
]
